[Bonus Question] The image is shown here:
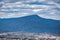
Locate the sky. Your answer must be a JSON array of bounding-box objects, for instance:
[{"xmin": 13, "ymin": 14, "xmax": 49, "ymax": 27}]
[{"xmin": 0, "ymin": 0, "xmax": 60, "ymax": 20}]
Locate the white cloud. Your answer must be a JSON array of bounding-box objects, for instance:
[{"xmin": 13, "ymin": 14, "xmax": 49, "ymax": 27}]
[
  {"xmin": 38, "ymin": 0, "xmax": 46, "ymax": 2},
  {"xmin": 32, "ymin": 9, "xmax": 42, "ymax": 12},
  {"xmin": 15, "ymin": 1, "xmax": 23, "ymax": 4},
  {"xmin": 0, "ymin": 9, "xmax": 36, "ymax": 19},
  {"xmin": 0, "ymin": 0, "xmax": 60, "ymax": 20},
  {"xmin": 37, "ymin": 9, "xmax": 60, "ymax": 20},
  {"xmin": 0, "ymin": 13, "xmax": 34, "ymax": 19},
  {"xmin": 1, "ymin": 1, "xmax": 24, "ymax": 8},
  {"xmin": 26, "ymin": 0, "xmax": 46, "ymax": 2},
  {"xmin": 55, "ymin": 4, "xmax": 60, "ymax": 8},
  {"xmin": 37, "ymin": 14, "xmax": 60, "ymax": 20}
]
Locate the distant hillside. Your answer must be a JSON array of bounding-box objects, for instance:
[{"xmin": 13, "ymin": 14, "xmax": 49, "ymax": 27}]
[{"xmin": 0, "ymin": 15, "xmax": 60, "ymax": 36}]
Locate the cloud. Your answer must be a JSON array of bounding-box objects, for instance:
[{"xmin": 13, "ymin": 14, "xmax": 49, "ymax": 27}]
[
  {"xmin": 0, "ymin": 12, "xmax": 35, "ymax": 19},
  {"xmin": 37, "ymin": 9, "xmax": 60, "ymax": 20},
  {"xmin": 37, "ymin": 14, "xmax": 60, "ymax": 20},
  {"xmin": 0, "ymin": 0, "xmax": 60, "ymax": 20},
  {"xmin": 26, "ymin": 0, "xmax": 46, "ymax": 2},
  {"xmin": 0, "ymin": 8, "xmax": 36, "ymax": 19}
]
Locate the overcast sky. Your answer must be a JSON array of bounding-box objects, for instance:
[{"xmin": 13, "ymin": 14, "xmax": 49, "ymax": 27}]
[{"xmin": 0, "ymin": 0, "xmax": 60, "ymax": 20}]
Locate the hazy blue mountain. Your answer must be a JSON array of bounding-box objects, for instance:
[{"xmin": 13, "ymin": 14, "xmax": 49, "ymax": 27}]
[{"xmin": 0, "ymin": 15, "xmax": 60, "ymax": 35}]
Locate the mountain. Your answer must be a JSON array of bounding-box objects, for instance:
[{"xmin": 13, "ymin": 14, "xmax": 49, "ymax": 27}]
[{"xmin": 0, "ymin": 15, "xmax": 60, "ymax": 36}]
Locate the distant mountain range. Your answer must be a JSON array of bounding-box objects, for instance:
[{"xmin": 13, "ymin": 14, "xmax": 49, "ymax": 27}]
[{"xmin": 0, "ymin": 15, "xmax": 60, "ymax": 36}]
